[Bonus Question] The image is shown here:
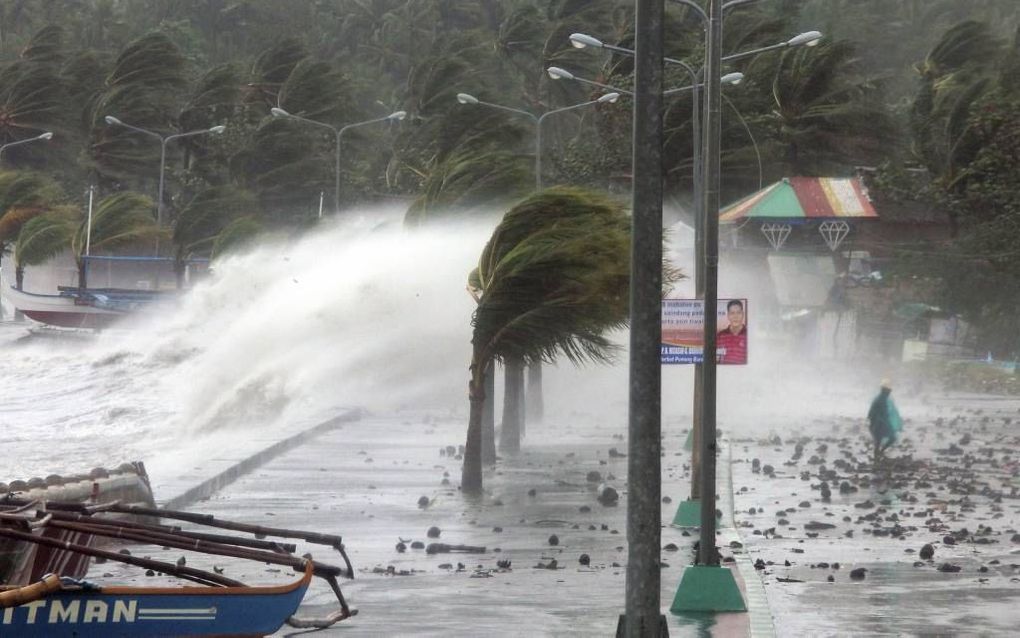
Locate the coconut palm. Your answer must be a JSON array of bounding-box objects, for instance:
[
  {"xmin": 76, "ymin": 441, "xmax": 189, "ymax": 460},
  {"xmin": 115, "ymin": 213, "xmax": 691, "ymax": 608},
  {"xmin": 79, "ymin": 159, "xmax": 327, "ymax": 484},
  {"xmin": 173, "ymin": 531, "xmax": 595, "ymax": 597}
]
[
  {"xmin": 70, "ymin": 191, "xmax": 164, "ymax": 288},
  {"xmin": 0, "ymin": 171, "xmax": 65, "ymax": 302},
  {"xmin": 911, "ymin": 22, "xmax": 1004, "ymax": 199},
  {"xmin": 765, "ymin": 39, "xmax": 896, "ymax": 175},
  {"xmin": 172, "ymin": 185, "xmax": 257, "ymax": 286},
  {"xmin": 463, "ymin": 187, "xmax": 633, "ymax": 493},
  {"xmin": 211, "ymin": 216, "xmax": 263, "ymax": 260},
  {"xmin": 13, "ymin": 205, "xmax": 78, "ymax": 289},
  {"xmin": 88, "ymin": 32, "xmax": 189, "ymax": 181}
]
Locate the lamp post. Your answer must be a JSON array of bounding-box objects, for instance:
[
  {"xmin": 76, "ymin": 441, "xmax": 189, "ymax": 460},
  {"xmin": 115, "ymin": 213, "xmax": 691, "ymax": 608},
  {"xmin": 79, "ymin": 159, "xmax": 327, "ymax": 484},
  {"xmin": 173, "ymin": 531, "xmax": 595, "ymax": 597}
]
[
  {"xmin": 455, "ymin": 91, "xmax": 620, "ymax": 190},
  {"xmin": 104, "ymin": 116, "xmax": 226, "ymax": 230},
  {"xmin": 567, "ymin": 26, "xmax": 821, "ymax": 523},
  {"xmin": 270, "ymin": 108, "xmax": 406, "ymax": 214},
  {"xmin": 0, "ymin": 131, "xmax": 53, "ymax": 165}
]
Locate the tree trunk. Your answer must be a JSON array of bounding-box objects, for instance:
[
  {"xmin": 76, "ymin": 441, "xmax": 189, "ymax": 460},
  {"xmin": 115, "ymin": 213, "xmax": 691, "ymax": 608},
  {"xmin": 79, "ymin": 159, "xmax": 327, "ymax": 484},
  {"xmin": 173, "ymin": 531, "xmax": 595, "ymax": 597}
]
[
  {"xmin": 77, "ymin": 261, "xmax": 87, "ymax": 289},
  {"xmin": 175, "ymin": 259, "xmax": 186, "ymax": 290},
  {"xmin": 462, "ymin": 362, "xmax": 486, "ymax": 496},
  {"xmin": 499, "ymin": 356, "xmax": 524, "ymax": 454},
  {"xmin": 15, "ymin": 265, "xmax": 24, "ymax": 290},
  {"xmin": 525, "ymin": 362, "xmax": 544, "ymax": 426},
  {"xmin": 482, "ymin": 360, "xmax": 496, "ymax": 466}
]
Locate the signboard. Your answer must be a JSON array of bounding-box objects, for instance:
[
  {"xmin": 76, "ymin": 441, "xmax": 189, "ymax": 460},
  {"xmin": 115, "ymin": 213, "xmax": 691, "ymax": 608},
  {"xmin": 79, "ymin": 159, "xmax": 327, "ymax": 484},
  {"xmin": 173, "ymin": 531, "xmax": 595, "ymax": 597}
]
[{"xmin": 661, "ymin": 299, "xmax": 748, "ymax": 365}]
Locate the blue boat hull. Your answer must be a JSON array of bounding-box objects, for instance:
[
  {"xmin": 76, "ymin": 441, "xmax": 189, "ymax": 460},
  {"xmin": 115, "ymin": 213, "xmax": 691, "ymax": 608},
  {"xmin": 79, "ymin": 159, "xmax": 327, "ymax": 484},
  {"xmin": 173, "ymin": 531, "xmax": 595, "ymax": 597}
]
[{"xmin": 1, "ymin": 565, "xmax": 311, "ymax": 637}]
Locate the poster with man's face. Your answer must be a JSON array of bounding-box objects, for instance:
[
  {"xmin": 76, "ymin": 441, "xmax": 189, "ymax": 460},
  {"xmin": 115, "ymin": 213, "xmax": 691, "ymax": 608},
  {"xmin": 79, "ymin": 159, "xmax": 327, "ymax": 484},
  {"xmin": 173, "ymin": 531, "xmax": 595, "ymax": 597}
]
[{"xmin": 661, "ymin": 299, "xmax": 748, "ymax": 365}]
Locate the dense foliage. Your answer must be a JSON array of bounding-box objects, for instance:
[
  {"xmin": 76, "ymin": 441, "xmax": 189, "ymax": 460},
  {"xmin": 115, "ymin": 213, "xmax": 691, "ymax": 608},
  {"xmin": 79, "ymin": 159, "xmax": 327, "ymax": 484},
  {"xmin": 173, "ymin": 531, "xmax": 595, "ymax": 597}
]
[{"xmin": 0, "ymin": 0, "xmax": 1015, "ymax": 348}]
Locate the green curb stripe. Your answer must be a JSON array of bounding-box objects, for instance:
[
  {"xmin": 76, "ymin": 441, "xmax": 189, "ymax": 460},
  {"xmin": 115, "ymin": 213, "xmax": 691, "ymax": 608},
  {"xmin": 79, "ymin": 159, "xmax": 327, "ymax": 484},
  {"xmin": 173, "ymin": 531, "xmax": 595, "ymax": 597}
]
[{"xmin": 720, "ymin": 438, "xmax": 776, "ymax": 638}]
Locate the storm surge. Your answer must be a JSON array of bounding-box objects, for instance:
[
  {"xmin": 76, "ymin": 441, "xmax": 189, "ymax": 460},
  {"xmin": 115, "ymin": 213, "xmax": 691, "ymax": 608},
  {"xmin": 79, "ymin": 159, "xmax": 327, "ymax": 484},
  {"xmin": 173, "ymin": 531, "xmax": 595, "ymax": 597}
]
[{"xmin": 1, "ymin": 206, "xmax": 491, "ymax": 478}]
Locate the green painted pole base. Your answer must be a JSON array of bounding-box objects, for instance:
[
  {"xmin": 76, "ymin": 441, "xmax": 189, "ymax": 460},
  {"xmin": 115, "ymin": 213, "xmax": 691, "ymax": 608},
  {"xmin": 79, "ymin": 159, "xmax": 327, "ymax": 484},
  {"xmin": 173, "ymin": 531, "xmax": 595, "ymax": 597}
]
[
  {"xmin": 683, "ymin": 429, "xmax": 694, "ymax": 451},
  {"xmin": 672, "ymin": 499, "xmax": 702, "ymax": 527},
  {"xmin": 670, "ymin": 565, "xmax": 746, "ymax": 613}
]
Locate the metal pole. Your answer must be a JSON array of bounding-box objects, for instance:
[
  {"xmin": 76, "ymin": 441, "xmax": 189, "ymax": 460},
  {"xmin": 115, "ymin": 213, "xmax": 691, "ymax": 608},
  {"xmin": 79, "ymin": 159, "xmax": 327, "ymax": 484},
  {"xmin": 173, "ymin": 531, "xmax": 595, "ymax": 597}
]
[
  {"xmin": 334, "ymin": 129, "xmax": 342, "ymax": 215},
  {"xmin": 318, "ymin": 191, "xmax": 324, "ymax": 219},
  {"xmin": 156, "ymin": 138, "xmax": 167, "ymax": 259},
  {"xmin": 690, "ymin": 80, "xmax": 703, "ymax": 500},
  {"xmin": 157, "ymin": 139, "xmax": 167, "ymax": 229},
  {"xmin": 624, "ymin": 0, "xmax": 664, "ymax": 633},
  {"xmin": 535, "ymin": 119, "xmax": 543, "ymax": 190},
  {"xmin": 697, "ymin": 0, "xmax": 722, "ymax": 568},
  {"xmin": 85, "ymin": 186, "xmax": 94, "ymax": 257}
]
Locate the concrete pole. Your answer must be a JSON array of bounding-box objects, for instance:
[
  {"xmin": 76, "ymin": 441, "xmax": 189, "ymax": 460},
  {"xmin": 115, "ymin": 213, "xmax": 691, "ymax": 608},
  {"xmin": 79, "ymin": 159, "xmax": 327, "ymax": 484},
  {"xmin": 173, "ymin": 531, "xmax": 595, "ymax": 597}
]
[
  {"xmin": 624, "ymin": 0, "xmax": 664, "ymax": 633},
  {"xmin": 697, "ymin": 0, "xmax": 722, "ymax": 568},
  {"xmin": 690, "ymin": 81, "xmax": 704, "ymax": 500}
]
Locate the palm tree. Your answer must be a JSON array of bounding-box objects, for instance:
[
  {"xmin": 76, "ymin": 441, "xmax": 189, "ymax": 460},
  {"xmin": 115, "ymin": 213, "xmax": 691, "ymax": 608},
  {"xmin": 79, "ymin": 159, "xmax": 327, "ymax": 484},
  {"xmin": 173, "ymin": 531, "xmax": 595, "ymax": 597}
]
[
  {"xmin": 211, "ymin": 216, "xmax": 263, "ymax": 259},
  {"xmin": 764, "ymin": 39, "xmax": 896, "ymax": 175},
  {"xmin": 463, "ymin": 187, "xmax": 632, "ymax": 493},
  {"xmin": 0, "ymin": 171, "xmax": 64, "ymax": 303},
  {"xmin": 911, "ymin": 22, "xmax": 1003, "ymax": 197},
  {"xmin": 88, "ymin": 32, "xmax": 189, "ymax": 181},
  {"xmin": 70, "ymin": 191, "xmax": 164, "ymax": 288},
  {"xmin": 13, "ymin": 205, "xmax": 78, "ymax": 289},
  {"xmin": 172, "ymin": 185, "xmax": 257, "ymax": 286}
]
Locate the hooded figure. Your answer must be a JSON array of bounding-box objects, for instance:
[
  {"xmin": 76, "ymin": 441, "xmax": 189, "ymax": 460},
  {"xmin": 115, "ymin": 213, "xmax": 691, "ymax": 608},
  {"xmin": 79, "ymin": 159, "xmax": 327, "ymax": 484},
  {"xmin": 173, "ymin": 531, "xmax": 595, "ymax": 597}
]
[{"xmin": 867, "ymin": 379, "xmax": 902, "ymax": 462}]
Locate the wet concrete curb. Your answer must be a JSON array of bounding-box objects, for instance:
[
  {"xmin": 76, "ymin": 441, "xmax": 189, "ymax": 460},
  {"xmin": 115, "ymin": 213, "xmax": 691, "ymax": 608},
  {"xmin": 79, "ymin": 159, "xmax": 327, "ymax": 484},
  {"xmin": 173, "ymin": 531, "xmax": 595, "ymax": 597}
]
[
  {"xmin": 720, "ymin": 438, "xmax": 777, "ymax": 638},
  {"xmin": 161, "ymin": 408, "xmax": 363, "ymax": 510}
]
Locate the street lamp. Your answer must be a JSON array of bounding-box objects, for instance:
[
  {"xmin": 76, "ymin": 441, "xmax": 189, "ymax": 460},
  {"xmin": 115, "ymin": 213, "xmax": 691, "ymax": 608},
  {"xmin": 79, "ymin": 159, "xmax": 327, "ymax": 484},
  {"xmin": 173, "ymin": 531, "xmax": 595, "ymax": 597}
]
[
  {"xmin": 270, "ymin": 107, "xmax": 406, "ymax": 214},
  {"xmin": 0, "ymin": 131, "xmax": 53, "ymax": 164},
  {"xmin": 547, "ymin": 66, "xmax": 742, "ymax": 96},
  {"xmin": 455, "ymin": 92, "xmax": 620, "ymax": 190},
  {"xmin": 104, "ymin": 116, "xmax": 226, "ymax": 230}
]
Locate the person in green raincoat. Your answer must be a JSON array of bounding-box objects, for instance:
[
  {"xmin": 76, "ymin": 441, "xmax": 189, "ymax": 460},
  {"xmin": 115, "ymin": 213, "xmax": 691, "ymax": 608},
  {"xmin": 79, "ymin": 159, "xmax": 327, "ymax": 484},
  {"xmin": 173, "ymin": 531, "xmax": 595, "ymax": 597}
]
[{"xmin": 867, "ymin": 379, "xmax": 902, "ymax": 462}]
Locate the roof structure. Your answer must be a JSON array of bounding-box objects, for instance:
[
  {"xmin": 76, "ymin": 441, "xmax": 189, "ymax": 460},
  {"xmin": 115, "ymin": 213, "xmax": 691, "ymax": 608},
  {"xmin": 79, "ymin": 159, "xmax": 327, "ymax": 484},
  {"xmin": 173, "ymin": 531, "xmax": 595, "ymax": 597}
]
[{"xmin": 720, "ymin": 177, "xmax": 878, "ymax": 222}]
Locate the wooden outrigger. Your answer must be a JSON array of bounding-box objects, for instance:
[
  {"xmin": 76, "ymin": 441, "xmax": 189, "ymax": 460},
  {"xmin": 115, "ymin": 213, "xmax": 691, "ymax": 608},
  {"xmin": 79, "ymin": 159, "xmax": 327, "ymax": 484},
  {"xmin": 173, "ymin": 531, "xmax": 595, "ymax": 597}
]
[{"xmin": 0, "ymin": 499, "xmax": 357, "ymax": 636}]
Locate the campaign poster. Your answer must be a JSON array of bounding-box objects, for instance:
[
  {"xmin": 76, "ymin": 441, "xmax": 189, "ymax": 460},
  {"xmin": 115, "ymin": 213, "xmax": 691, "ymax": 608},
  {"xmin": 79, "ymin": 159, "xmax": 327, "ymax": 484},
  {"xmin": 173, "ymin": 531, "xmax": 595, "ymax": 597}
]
[{"xmin": 661, "ymin": 298, "xmax": 748, "ymax": 365}]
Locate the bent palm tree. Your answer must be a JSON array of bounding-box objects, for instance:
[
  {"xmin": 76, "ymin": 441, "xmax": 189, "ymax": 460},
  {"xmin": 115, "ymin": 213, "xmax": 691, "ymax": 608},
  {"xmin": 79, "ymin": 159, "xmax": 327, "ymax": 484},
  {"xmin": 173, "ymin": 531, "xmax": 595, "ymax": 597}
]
[
  {"xmin": 70, "ymin": 192, "xmax": 164, "ymax": 288},
  {"xmin": 13, "ymin": 205, "xmax": 78, "ymax": 289},
  {"xmin": 463, "ymin": 187, "xmax": 631, "ymax": 493}
]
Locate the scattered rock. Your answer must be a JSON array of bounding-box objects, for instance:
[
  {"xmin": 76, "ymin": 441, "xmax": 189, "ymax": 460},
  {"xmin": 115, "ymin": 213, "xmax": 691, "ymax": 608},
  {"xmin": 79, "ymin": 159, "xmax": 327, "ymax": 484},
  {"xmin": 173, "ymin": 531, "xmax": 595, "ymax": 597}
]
[
  {"xmin": 427, "ymin": 526, "xmax": 441, "ymax": 539},
  {"xmin": 548, "ymin": 534, "xmax": 560, "ymax": 546},
  {"xmin": 850, "ymin": 568, "xmax": 867, "ymax": 580},
  {"xmin": 579, "ymin": 554, "xmax": 591, "ymax": 566},
  {"xmin": 920, "ymin": 544, "xmax": 934, "ymax": 560}
]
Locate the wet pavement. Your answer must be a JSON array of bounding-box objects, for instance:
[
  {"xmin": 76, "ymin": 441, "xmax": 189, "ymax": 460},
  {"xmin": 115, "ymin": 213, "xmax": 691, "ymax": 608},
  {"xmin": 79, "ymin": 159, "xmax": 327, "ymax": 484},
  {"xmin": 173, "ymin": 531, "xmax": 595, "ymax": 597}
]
[
  {"xmin": 83, "ymin": 393, "xmax": 1020, "ymax": 636},
  {"xmin": 729, "ymin": 395, "xmax": 1020, "ymax": 635},
  {"xmin": 88, "ymin": 412, "xmax": 753, "ymax": 637}
]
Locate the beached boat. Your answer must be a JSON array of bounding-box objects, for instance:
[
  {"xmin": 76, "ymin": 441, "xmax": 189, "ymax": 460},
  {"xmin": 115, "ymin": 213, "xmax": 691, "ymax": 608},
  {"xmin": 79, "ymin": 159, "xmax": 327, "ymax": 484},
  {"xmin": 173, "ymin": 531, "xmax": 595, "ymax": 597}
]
[
  {"xmin": 1, "ymin": 285, "xmax": 164, "ymax": 329},
  {"xmin": 2, "ymin": 254, "xmax": 209, "ymax": 330},
  {"xmin": 0, "ymin": 560, "xmax": 320, "ymax": 637},
  {"xmin": 0, "ymin": 500, "xmax": 357, "ymax": 635},
  {"xmin": 0, "ymin": 463, "xmax": 155, "ymax": 586}
]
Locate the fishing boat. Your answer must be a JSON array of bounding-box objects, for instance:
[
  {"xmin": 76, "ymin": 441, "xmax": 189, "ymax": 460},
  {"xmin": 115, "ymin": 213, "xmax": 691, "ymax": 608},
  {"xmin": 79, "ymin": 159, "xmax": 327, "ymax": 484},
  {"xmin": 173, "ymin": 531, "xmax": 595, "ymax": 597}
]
[
  {"xmin": 0, "ymin": 500, "xmax": 356, "ymax": 636},
  {"xmin": 1, "ymin": 284, "xmax": 163, "ymax": 329},
  {"xmin": 0, "ymin": 562, "xmax": 315, "ymax": 637},
  {"xmin": 0, "ymin": 463, "xmax": 155, "ymax": 586},
  {"xmin": 2, "ymin": 255, "xmax": 208, "ymax": 330}
]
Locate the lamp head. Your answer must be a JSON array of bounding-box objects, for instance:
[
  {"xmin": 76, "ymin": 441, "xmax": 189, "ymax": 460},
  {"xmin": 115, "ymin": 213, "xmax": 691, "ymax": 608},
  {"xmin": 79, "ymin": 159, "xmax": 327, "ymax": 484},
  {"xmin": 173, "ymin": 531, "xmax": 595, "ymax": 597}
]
[
  {"xmin": 38, "ymin": 131, "xmax": 54, "ymax": 140},
  {"xmin": 788, "ymin": 30, "xmax": 823, "ymax": 47},
  {"xmin": 270, "ymin": 107, "xmax": 290, "ymax": 117},
  {"xmin": 104, "ymin": 115, "xmax": 122, "ymax": 126},
  {"xmin": 209, "ymin": 125, "xmax": 226, "ymax": 134},
  {"xmin": 721, "ymin": 72, "xmax": 744, "ymax": 85},
  {"xmin": 597, "ymin": 92, "xmax": 621, "ymax": 104},
  {"xmin": 547, "ymin": 66, "xmax": 574, "ymax": 81},
  {"xmin": 569, "ymin": 33, "xmax": 603, "ymax": 49},
  {"xmin": 456, "ymin": 93, "xmax": 478, "ymax": 105},
  {"xmin": 389, "ymin": 110, "xmax": 407, "ymax": 121}
]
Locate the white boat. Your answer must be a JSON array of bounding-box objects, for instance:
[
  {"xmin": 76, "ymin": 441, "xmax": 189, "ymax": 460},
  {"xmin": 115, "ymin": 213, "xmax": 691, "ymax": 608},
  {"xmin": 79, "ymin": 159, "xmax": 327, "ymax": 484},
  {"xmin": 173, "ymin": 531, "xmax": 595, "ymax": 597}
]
[{"xmin": 2, "ymin": 284, "xmax": 159, "ymax": 330}]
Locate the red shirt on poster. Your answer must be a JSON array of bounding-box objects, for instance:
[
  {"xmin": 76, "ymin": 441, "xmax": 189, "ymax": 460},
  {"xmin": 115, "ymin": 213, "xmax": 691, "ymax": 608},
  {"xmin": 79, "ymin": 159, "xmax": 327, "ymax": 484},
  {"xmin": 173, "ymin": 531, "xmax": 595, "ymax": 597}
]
[{"xmin": 717, "ymin": 326, "xmax": 747, "ymax": 364}]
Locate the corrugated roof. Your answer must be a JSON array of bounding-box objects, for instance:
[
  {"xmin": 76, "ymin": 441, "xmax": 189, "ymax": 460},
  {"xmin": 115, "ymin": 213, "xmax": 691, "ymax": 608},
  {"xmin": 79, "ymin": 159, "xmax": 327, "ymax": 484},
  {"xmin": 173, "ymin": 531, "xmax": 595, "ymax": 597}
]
[{"xmin": 720, "ymin": 177, "xmax": 878, "ymax": 222}]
